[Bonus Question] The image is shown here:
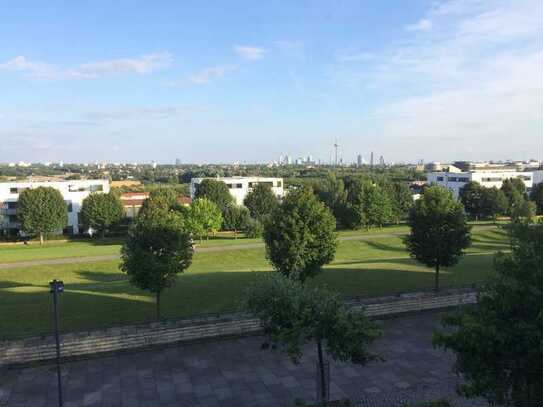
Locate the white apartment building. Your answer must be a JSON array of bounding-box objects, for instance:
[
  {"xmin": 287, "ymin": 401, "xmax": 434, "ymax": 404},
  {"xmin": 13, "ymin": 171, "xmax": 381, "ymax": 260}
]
[
  {"xmin": 427, "ymin": 170, "xmax": 533, "ymax": 199},
  {"xmin": 0, "ymin": 179, "xmax": 110, "ymax": 236},
  {"xmin": 190, "ymin": 177, "xmax": 284, "ymax": 205}
]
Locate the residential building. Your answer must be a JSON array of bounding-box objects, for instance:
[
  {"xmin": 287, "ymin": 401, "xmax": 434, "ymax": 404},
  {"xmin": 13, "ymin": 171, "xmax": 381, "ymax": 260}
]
[
  {"xmin": 190, "ymin": 177, "xmax": 284, "ymax": 205},
  {"xmin": 0, "ymin": 179, "xmax": 110, "ymax": 236},
  {"xmin": 427, "ymin": 169, "xmax": 533, "ymax": 198},
  {"xmin": 120, "ymin": 192, "xmax": 192, "ymax": 219}
]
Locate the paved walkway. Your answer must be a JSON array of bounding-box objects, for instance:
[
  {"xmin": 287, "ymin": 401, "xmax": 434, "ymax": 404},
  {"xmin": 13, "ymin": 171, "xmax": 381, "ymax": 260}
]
[{"xmin": 0, "ymin": 313, "xmax": 486, "ymax": 407}]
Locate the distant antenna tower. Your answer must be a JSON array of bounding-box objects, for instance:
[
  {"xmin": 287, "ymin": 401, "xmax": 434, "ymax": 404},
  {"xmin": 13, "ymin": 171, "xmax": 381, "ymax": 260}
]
[{"xmin": 334, "ymin": 138, "xmax": 340, "ymax": 167}]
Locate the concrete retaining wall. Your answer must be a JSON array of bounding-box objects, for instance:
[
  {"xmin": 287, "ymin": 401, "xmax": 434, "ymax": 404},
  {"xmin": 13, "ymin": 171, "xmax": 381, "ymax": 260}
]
[{"xmin": 0, "ymin": 289, "xmax": 476, "ymax": 367}]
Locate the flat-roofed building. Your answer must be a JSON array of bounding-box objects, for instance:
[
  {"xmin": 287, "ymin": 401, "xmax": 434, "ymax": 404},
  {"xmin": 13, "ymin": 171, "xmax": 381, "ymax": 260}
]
[
  {"xmin": 190, "ymin": 177, "xmax": 284, "ymax": 205},
  {"xmin": 0, "ymin": 179, "xmax": 110, "ymax": 236},
  {"xmin": 427, "ymin": 170, "xmax": 533, "ymax": 198}
]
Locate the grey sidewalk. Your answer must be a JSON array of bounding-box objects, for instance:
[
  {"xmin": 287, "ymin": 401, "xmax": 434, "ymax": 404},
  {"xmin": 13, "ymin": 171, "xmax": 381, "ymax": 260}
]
[{"xmin": 0, "ymin": 313, "xmax": 483, "ymax": 407}]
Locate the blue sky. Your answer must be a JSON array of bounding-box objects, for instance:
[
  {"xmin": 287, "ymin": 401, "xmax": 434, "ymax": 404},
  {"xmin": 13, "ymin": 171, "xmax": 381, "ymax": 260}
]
[{"xmin": 1, "ymin": 0, "xmax": 542, "ymax": 164}]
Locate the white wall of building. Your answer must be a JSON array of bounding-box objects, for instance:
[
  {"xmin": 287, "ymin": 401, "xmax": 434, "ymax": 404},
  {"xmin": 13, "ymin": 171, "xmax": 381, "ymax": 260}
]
[
  {"xmin": 427, "ymin": 170, "xmax": 533, "ymax": 198},
  {"xmin": 0, "ymin": 179, "xmax": 110, "ymax": 235},
  {"xmin": 190, "ymin": 177, "xmax": 284, "ymax": 205}
]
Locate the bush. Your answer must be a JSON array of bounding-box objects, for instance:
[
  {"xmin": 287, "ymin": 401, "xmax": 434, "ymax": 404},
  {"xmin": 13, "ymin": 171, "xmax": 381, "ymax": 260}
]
[{"xmin": 244, "ymin": 218, "xmax": 263, "ymax": 238}]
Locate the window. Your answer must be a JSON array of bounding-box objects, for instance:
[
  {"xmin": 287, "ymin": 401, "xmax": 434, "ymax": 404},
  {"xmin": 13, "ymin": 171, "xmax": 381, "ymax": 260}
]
[
  {"xmin": 458, "ymin": 177, "xmax": 469, "ymax": 182},
  {"xmin": 90, "ymin": 184, "xmax": 103, "ymax": 192},
  {"xmin": 8, "ymin": 215, "xmax": 18, "ymax": 223},
  {"xmin": 448, "ymin": 177, "xmax": 458, "ymax": 182},
  {"xmin": 235, "ymin": 183, "xmax": 242, "ymax": 189},
  {"xmin": 9, "ymin": 188, "xmax": 18, "ymax": 194},
  {"xmin": 226, "ymin": 184, "xmax": 233, "ymax": 188},
  {"xmin": 7, "ymin": 202, "xmax": 17, "ymax": 209},
  {"xmin": 437, "ymin": 176, "xmax": 444, "ymax": 181},
  {"xmin": 66, "ymin": 201, "xmax": 73, "ymax": 213},
  {"xmin": 481, "ymin": 177, "xmax": 502, "ymax": 182},
  {"xmin": 276, "ymin": 181, "xmax": 282, "ymax": 188}
]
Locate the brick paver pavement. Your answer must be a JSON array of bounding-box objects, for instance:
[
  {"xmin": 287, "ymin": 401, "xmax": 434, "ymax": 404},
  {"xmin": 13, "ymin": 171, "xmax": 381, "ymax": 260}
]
[{"xmin": 0, "ymin": 312, "xmax": 485, "ymax": 406}]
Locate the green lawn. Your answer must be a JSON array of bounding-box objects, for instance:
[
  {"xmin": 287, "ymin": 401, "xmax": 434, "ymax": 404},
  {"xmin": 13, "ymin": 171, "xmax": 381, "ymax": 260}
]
[{"xmin": 0, "ymin": 228, "xmax": 508, "ymax": 340}]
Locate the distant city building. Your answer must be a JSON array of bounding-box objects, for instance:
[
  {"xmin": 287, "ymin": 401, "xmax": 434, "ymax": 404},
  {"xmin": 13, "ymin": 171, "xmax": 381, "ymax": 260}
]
[
  {"xmin": 175, "ymin": 158, "xmax": 181, "ymax": 166},
  {"xmin": 152, "ymin": 161, "xmax": 157, "ymax": 169},
  {"xmin": 370, "ymin": 152, "xmax": 374, "ymax": 167},
  {"xmin": 190, "ymin": 177, "xmax": 284, "ymax": 205},
  {"xmin": 286, "ymin": 156, "xmax": 293, "ymax": 165},
  {"xmin": 379, "ymin": 155, "xmax": 385, "ymax": 167},
  {"xmin": 0, "ymin": 179, "xmax": 110, "ymax": 236},
  {"xmin": 357, "ymin": 154, "xmax": 363, "ymax": 167}
]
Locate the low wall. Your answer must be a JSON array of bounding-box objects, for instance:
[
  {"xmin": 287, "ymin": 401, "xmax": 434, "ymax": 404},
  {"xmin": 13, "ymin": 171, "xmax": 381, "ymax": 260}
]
[{"xmin": 0, "ymin": 289, "xmax": 476, "ymax": 368}]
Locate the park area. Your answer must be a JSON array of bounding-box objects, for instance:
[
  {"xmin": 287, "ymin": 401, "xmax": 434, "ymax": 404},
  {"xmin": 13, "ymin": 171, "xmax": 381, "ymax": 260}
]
[{"xmin": 0, "ymin": 225, "xmax": 507, "ymax": 340}]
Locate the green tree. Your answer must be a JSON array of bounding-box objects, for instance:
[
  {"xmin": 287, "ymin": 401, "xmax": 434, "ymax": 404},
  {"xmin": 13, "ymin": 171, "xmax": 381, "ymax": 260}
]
[
  {"xmin": 405, "ymin": 186, "xmax": 471, "ymax": 291},
  {"xmin": 264, "ymin": 187, "xmax": 337, "ymax": 283},
  {"xmin": 433, "ymin": 223, "xmax": 543, "ymax": 406},
  {"xmin": 511, "ymin": 199, "xmax": 536, "ymax": 223},
  {"xmin": 459, "ymin": 181, "xmax": 484, "ymax": 220},
  {"xmin": 479, "ymin": 187, "xmax": 508, "ymax": 221},
  {"xmin": 195, "ymin": 179, "xmax": 233, "ymax": 212},
  {"xmin": 17, "ymin": 187, "xmax": 68, "ymax": 244},
  {"xmin": 185, "ymin": 198, "xmax": 223, "ymax": 242},
  {"xmin": 501, "ymin": 178, "xmax": 527, "ymax": 215},
  {"xmin": 120, "ymin": 209, "xmax": 193, "ymax": 320},
  {"xmin": 387, "ymin": 182, "xmax": 413, "ymax": 224},
  {"xmin": 222, "ymin": 204, "xmax": 250, "ymax": 238},
  {"xmin": 529, "ymin": 182, "xmax": 543, "ymax": 215},
  {"xmin": 316, "ymin": 172, "xmax": 348, "ymax": 225},
  {"xmin": 344, "ymin": 179, "xmax": 392, "ymax": 229},
  {"xmin": 139, "ymin": 187, "xmax": 180, "ymax": 217},
  {"xmin": 243, "ymin": 217, "xmax": 263, "ymax": 238},
  {"xmin": 80, "ymin": 192, "xmax": 124, "ymax": 237},
  {"xmin": 243, "ymin": 183, "xmax": 279, "ymax": 220},
  {"xmin": 243, "ymin": 274, "xmax": 381, "ymax": 403}
]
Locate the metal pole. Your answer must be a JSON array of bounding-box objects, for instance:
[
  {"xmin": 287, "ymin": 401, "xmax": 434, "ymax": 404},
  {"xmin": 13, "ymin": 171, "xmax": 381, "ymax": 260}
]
[{"xmin": 50, "ymin": 280, "xmax": 63, "ymax": 407}]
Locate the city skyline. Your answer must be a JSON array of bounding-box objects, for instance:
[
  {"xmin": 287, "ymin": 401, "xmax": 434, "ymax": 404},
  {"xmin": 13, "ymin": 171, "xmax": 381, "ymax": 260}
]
[{"xmin": 1, "ymin": 0, "xmax": 543, "ymax": 164}]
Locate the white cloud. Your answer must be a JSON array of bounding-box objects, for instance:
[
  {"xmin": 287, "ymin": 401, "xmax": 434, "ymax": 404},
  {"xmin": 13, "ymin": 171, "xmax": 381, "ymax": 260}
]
[
  {"xmin": 189, "ymin": 64, "xmax": 238, "ymax": 84},
  {"xmin": 0, "ymin": 52, "xmax": 172, "ymax": 80},
  {"xmin": 234, "ymin": 45, "xmax": 267, "ymax": 60},
  {"xmin": 405, "ymin": 19, "xmax": 433, "ymax": 32}
]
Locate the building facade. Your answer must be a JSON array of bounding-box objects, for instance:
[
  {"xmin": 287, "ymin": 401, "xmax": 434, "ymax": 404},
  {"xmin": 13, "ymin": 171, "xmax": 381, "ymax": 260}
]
[
  {"xmin": 427, "ymin": 170, "xmax": 533, "ymax": 198},
  {"xmin": 0, "ymin": 179, "xmax": 110, "ymax": 236},
  {"xmin": 190, "ymin": 177, "xmax": 284, "ymax": 205}
]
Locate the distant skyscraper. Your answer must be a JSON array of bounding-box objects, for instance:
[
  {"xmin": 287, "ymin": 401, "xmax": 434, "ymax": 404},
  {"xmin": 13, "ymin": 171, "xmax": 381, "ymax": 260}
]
[
  {"xmin": 357, "ymin": 154, "xmax": 362, "ymax": 167},
  {"xmin": 370, "ymin": 152, "xmax": 374, "ymax": 168},
  {"xmin": 306, "ymin": 155, "xmax": 313, "ymax": 163},
  {"xmin": 175, "ymin": 158, "xmax": 181, "ymax": 165},
  {"xmin": 286, "ymin": 156, "xmax": 292, "ymax": 165},
  {"xmin": 379, "ymin": 155, "xmax": 385, "ymax": 167}
]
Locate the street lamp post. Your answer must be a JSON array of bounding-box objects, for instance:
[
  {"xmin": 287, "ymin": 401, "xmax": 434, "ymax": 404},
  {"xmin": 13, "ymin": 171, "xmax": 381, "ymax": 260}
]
[{"xmin": 49, "ymin": 279, "xmax": 64, "ymax": 407}]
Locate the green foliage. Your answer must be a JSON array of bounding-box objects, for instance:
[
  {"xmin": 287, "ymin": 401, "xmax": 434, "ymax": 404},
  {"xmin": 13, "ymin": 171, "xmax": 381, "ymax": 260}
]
[
  {"xmin": 387, "ymin": 182, "xmax": 413, "ymax": 224},
  {"xmin": 501, "ymin": 178, "xmax": 527, "ymax": 215},
  {"xmin": 344, "ymin": 179, "xmax": 393, "ymax": 229},
  {"xmin": 185, "ymin": 198, "xmax": 223, "ymax": 241},
  {"xmin": 315, "ymin": 172, "xmax": 349, "ymax": 226},
  {"xmin": 195, "ymin": 179, "xmax": 234, "ymax": 211},
  {"xmin": 433, "ymin": 223, "xmax": 543, "ymax": 406},
  {"xmin": 531, "ymin": 182, "xmax": 543, "ymax": 215},
  {"xmin": 120, "ymin": 209, "xmax": 193, "ymax": 319},
  {"xmin": 222, "ymin": 205, "xmax": 251, "ymax": 235},
  {"xmin": 405, "ymin": 186, "xmax": 471, "ymax": 290},
  {"xmin": 243, "ymin": 217, "xmax": 264, "ymax": 238},
  {"xmin": 138, "ymin": 187, "xmax": 182, "ymax": 218},
  {"xmin": 243, "ymin": 274, "xmax": 381, "ymax": 400},
  {"xmin": 511, "ymin": 199, "xmax": 536, "ymax": 223},
  {"xmin": 479, "ymin": 187, "xmax": 508, "ymax": 220},
  {"xmin": 459, "ymin": 181, "xmax": 484, "ymax": 219},
  {"xmin": 17, "ymin": 187, "xmax": 68, "ymax": 244},
  {"xmin": 81, "ymin": 192, "xmax": 124, "ymax": 236},
  {"xmin": 264, "ymin": 187, "xmax": 337, "ymax": 282},
  {"xmin": 243, "ymin": 183, "xmax": 279, "ymax": 220}
]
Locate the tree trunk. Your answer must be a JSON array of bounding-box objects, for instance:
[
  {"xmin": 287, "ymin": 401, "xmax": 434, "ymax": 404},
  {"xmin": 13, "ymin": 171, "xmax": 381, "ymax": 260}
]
[
  {"xmin": 435, "ymin": 263, "xmax": 440, "ymax": 292},
  {"xmin": 317, "ymin": 339, "xmax": 327, "ymax": 405},
  {"xmin": 156, "ymin": 291, "xmax": 161, "ymax": 321},
  {"xmin": 39, "ymin": 232, "xmax": 44, "ymax": 245}
]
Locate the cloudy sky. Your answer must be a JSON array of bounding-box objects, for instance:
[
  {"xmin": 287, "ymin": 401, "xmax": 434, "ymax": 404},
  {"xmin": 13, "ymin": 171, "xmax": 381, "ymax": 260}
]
[{"xmin": 1, "ymin": 0, "xmax": 542, "ymax": 164}]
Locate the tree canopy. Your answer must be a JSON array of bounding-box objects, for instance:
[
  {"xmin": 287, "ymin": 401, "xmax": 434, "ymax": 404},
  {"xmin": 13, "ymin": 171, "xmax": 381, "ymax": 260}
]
[
  {"xmin": 263, "ymin": 187, "xmax": 337, "ymax": 282},
  {"xmin": 120, "ymin": 209, "xmax": 193, "ymax": 320},
  {"xmin": 405, "ymin": 185, "xmax": 471, "ymax": 291},
  {"xmin": 222, "ymin": 204, "xmax": 251, "ymax": 237},
  {"xmin": 185, "ymin": 198, "xmax": 223, "ymax": 241},
  {"xmin": 243, "ymin": 273, "xmax": 381, "ymax": 402},
  {"xmin": 530, "ymin": 182, "xmax": 543, "ymax": 215},
  {"xmin": 195, "ymin": 179, "xmax": 233, "ymax": 212},
  {"xmin": 243, "ymin": 183, "xmax": 279, "ymax": 220},
  {"xmin": 81, "ymin": 192, "xmax": 124, "ymax": 236},
  {"xmin": 17, "ymin": 187, "xmax": 68, "ymax": 244},
  {"xmin": 433, "ymin": 223, "xmax": 543, "ymax": 406},
  {"xmin": 459, "ymin": 181, "xmax": 484, "ymax": 220},
  {"xmin": 344, "ymin": 178, "xmax": 393, "ymax": 229}
]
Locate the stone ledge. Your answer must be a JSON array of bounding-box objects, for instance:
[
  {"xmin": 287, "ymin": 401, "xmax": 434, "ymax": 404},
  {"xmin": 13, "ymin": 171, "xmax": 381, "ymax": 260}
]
[{"xmin": 0, "ymin": 288, "xmax": 476, "ymax": 368}]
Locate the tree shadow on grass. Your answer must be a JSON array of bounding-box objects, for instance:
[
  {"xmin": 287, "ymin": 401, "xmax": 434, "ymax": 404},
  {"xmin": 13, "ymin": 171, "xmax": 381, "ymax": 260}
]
[{"xmin": 361, "ymin": 240, "xmax": 407, "ymax": 254}]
